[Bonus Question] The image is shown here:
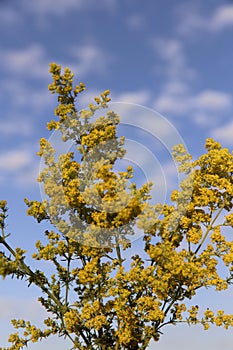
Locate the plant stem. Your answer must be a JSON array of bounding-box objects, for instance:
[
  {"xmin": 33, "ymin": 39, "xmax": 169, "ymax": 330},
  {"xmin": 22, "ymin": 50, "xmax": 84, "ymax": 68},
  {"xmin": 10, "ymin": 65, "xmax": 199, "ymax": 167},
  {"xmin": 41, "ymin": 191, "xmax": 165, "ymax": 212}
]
[{"xmin": 194, "ymin": 205, "xmax": 225, "ymax": 256}]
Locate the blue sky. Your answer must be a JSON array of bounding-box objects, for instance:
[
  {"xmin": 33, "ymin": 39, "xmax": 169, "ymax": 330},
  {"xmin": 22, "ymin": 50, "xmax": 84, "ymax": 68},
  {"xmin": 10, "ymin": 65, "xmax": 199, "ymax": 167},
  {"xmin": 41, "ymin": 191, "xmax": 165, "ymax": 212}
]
[{"xmin": 0, "ymin": 0, "xmax": 233, "ymax": 348}]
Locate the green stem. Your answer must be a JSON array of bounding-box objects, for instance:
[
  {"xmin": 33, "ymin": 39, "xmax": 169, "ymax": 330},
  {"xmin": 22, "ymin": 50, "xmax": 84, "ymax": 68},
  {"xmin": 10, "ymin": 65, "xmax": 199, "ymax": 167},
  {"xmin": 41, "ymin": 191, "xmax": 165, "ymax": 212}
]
[
  {"xmin": 0, "ymin": 235, "xmax": 91, "ymax": 347},
  {"xmin": 115, "ymin": 234, "xmax": 122, "ymax": 265},
  {"xmin": 0, "ymin": 238, "xmax": 62, "ymax": 307},
  {"xmin": 194, "ymin": 205, "xmax": 225, "ymax": 256},
  {"xmin": 65, "ymin": 240, "xmax": 71, "ymax": 307}
]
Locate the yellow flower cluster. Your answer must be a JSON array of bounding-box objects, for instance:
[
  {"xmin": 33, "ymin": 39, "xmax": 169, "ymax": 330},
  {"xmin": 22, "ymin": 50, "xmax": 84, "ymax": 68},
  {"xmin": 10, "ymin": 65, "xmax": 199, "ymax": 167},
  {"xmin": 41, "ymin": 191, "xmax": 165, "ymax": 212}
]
[{"xmin": 1, "ymin": 64, "xmax": 233, "ymax": 349}]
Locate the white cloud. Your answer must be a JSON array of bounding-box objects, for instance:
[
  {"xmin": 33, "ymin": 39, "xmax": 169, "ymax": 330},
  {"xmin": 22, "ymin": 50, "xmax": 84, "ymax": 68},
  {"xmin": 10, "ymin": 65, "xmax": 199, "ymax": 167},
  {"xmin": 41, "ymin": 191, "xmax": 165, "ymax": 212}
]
[
  {"xmin": 114, "ymin": 90, "xmax": 150, "ymax": 105},
  {"xmin": 0, "ymin": 0, "xmax": 117, "ymax": 31},
  {"xmin": 22, "ymin": 0, "xmax": 83, "ymax": 15},
  {"xmin": 126, "ymin": 14, "xmax": 145, "ymax": 30},
  {"xmin": 155, "ymin": 95, "xmax": 190, "ymax": 115},
  {"xmin": 178, "ymin": 4, "xmax": 233, "ymax": 35},
  {"xmin": 0, "ymin": 44, "xmax": 53, "ymax": 115},
  {"xmin": 152, "ymin": 38, "xmax": 196, "ymax": 81},
  {"xmin": 151, "ymin": 37, "xmax": 197, "ymax": 117},
  {"xmin": 211, "ymin": 5, "xmax": 233, "ymax": 31},
  {"xmin": 177, "ymin": 10, "xmax": 207, "ymax": 35},
  {"xmin": 154, "ymin": 39, "xmax": 183, "ymax": 61},
  {"xmin": 0, "ymin": 120, "xmax": 33, "ymax": 136},
  {"xmin": 211, "ymin": 120, "xmax": 233, "ymax": 146},
  {"xmin": 0, "ymin": 296, "xmax": 45, "ymax": 320},
  {"xmin": 194, "ymin": 90, "xmax": 232, "ymax": 110},
  {"xmin": 154, "ymin": 89, "xmax": 232, "ymax": 115},
  {"xmin": 0, "ymin": 147, "xmax": 39, "ymax": 188},
  {"xmin": 20, "ymin": 0, "xmax": 116, "ymax": 16},
  {"xmin": 1, "ymin": 44, "xmax": 49, "ymax": 79},
  {"xmin": 70, "ymin": 44, "xmax": 112, "ymax": 76},
  {"xmin": 0, "ymin": 150, "xmax": 32, "ymax": 172},
  {"xmin": 153, "ymin": 38, "xmax": 184, "ymax": 77},
  {"xmin": 151, "ymin": 37, "xmax": 231, "ymax": 126},
  {"xmin": 0, "ymin": 78, "xmax": 51, "ymax": 112},
  {"xmin": 192, "ymin": 111, "xmax": 220, "ymax": 127},
  {"xmin": 161, "ymin": 81, "xmax": 190, "ymax": 96}
]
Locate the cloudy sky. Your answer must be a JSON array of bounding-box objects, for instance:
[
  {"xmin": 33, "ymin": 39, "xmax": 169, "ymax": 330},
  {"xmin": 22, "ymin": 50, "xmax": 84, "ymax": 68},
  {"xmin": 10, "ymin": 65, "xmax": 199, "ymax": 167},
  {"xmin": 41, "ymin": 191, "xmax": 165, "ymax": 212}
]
[{"xmin": 0, "ymin": 0, "xmax": 233, "ymax": 349}]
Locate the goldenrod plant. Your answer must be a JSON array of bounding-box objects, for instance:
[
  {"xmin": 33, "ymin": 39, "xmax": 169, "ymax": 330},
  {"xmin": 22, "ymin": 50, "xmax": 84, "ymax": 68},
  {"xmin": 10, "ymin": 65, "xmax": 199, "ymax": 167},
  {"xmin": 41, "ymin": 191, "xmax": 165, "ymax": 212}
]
[{"xmin": 0, "ymin": 63, "xmax": 233, "ymax": 349}]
